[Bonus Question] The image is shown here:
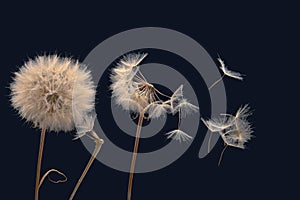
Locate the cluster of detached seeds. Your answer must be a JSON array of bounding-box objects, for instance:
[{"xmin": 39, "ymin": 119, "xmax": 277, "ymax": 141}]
[{"xmin": 10, "ymin": 52, "xmax": 253, "ymax": 200}]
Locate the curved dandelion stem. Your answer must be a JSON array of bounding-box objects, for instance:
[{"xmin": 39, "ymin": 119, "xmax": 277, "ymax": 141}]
[
  {"xmin": 137, "ymin": 70, "xmax": 148, "ymax": 82},
  {"xmin": 208, "ymin": 132, "xmax": 213, "ymax": 153},
  {"xmin": 69, "ymin": 130, "xmax": 104, "ymax": 200},
  {"xmin": 209, "ymin": 74, "xmax": 225, "ymax": 90},
  {"xmin": 35, "ymin": 128, "xmax": 46, "ymax": 200},
  {"xmin": 38, "ymin": 169, "xmax": 67, "ymax": 188},
  {"xmin": 128, "ymin": 112, "xmax": 144, "ymax": 200},
  {"xmin": 218, "ymin": 144, "xmax": 228, "ymax": 166},
  {"xmin": 178, "ymin": 109, "xmax": 181, "ymax": 129},
  {"xmin": 131, "ymin": 112, "xmax": 139, "ymax": 120}
]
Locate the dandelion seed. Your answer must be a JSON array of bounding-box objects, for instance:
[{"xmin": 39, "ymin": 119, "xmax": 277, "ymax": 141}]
[
  {"xmin": 166, "ymin": 129, "xmax": 193, "ymax": 143},
  {"xmin": 220, "ymin": 109, "xmax": 253, "ymax": 149},
  {"xmin": 120, "ymin": 53, "xmax": 148, "ymax": 68},
  {"xmin": 218, "ymin": 56, "xmax": 243, "ymax": 80},
  {"xmin": 235, "ymin": 104, "xmax": 252, "ymax": 119},
  {"xmin": 201, "ymin": 117, "xmax": 234, "ymax": 132},
  {"xmin": 209, "ymin": 55, "xmax": 244, "ymax": 90},
  {"xmin": 175, "ymin": 98, "xmax": 199, "ymax": 118},
  {"xmin": 10, "ymin": 55, "xmax": 103, "ymax": 200},
  {"xmin": 145, "ymin": 102, "xmax": 168, "ymax": 119},
  {"xmin": 169, "ymin": 84, "xmax": 184, "ymax": 110}
]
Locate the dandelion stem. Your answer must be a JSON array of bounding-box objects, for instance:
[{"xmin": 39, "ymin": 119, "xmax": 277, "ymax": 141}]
[
  {"xmin": 208, "ymin": 132, "xmax": 213, "ymax": 153},
  {"xmin": 154, "ymin": 87, "xmax": 171, "ymax": 98},
  {"xmin": 178, "ymin": 109, "xmax": 181, "ymax": 129},
  {"xmin": 128, "ymin": 112, "xmax": 144, "ymax": 200},
  {"xmin": 39, "ymin": 169, "xmax": 67, "ymax": 188},
  {"xmin": 69, "ymin": 130, "xmax": 104, "ymax": 200},
  {"xmin": 209, "ymin": 74, "xmax": 225, "ymax": 90},
  {"xmin": 218, "ymin": 144, "xmax": 228, "ymax": 166},
  {"xmin": 35, "ymin": 128, "xmax": 46, "ymax": 200}
]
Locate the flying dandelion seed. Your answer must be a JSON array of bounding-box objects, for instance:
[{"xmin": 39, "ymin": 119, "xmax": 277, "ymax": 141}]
[
  {"xmin": 110, "ymin": 52, "xmax": 198, "ymax": 200},
  {"xmin": 208, "ymin": 55, "xmax": 244, "ymax": 90},
  {"xmin": 166, "ymin": 129, "xmax": 193, "ymax": 143},
  {"xmin": 10, "ymin": 55, "xmax": 103, "ymax": 200},
  {"xmin": 201, "ymin": 104, "xmax": 254, "ymax": 166}
]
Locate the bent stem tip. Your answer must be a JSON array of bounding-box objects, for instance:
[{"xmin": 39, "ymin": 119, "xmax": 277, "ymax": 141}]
[
  {"xmin": 69, "ymin": 130, "xmax": 104, "ymax": 200},
  {"xmin": 218, "ymin": 144, "xmax": 228, "ymax": 167}
]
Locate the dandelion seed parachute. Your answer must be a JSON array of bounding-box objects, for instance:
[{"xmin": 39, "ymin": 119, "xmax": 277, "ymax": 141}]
[
  {"xmin": 201, "ymin": 117, "xmax": 234, "ymax": 132},
  {"xmin": 166, "ymin": 129, "xmax": 193, "ymax": 143},
  {"xmin": 217, "ymin": 56, "xmax": 243, "ymax": 80}
]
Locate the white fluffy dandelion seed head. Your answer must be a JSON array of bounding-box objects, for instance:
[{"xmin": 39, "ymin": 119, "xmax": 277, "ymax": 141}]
[{"xmin": 10, "ymin": 55, "xmax": 96, "ymax": 133}]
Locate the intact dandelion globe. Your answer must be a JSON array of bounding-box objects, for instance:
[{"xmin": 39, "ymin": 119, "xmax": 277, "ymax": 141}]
[{"xmin": 10, "ymin": 55, "xmax": 103, "ymax": 200}]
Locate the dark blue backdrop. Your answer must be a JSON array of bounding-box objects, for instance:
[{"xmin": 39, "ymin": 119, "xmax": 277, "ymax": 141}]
[{"xmin": 1, "ymin": 1, "xmax": 296, "ymax": 200}]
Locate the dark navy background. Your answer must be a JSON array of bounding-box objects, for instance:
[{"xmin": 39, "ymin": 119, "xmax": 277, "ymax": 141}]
[{"xmin": 1, "ymin": 1, "xmax": 297, "ymax": 200}]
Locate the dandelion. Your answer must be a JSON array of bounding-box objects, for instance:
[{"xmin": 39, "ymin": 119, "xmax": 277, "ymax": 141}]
[
  {"xmin": 201, "ymin": 105, "xmax": 253, "ymax": 166},
  {"xmin": 209, "ymin": 55, "xmax": 244, "ymax": 90},
  {"xmin": 110, "ymin": 53, "xmax": 198, "ymax": 200},
  {"xmin": 10, "ymin": 55, "xmax": 103, "ymax": 200}
]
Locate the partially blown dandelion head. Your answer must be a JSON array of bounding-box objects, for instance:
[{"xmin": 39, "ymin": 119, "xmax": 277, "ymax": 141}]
[
  {"xmin": 110, "ymin": 52, "xmax": 199, "ymax": 142},
  {"xmin": 10, "ymin": 55, "xmax": 96, "ymax": 132}
]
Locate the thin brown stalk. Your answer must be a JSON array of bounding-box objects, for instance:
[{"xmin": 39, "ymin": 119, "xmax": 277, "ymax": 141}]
[
  {"xmin": 208, "ymin": 132, "xmax": 213, "ymax": 153},
  {"xmin": 39, "ymin": 169, "xmax": 67, "ymax": 188},
  {"xmin": 209, "ymin": 74, "xmax": 225, "ymax": 90},
  {"xmin": 35, "ymin": 128, "xmax": 46, "ymax": 200},
  {"xmin": 127, "ymin": 112, "xmax": 144, "ymax": 200},
  {"xmin": 218, "ymin": 144, "xmax": 228, "ymax": 166},
  {"xmin": 69, "ymin": 130, "xmax": 104, "ymax": 200}
]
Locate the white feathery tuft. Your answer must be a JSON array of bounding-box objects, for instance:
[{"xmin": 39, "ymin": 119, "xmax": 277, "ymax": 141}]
[
  {"xmin": 201, "ymin": 117, "xmax": 234, "ymax": 132},
  {"xmin": 120, "ymin": 53, "xmax": 148, "ymax": 68},
  {"xmin": 169, "ymin": 85, "xmax": 184, "ymax": 110},
  {"xmin": 217, "ymin": 56, "xmax": 244, "ymax": 80},
  {"xmin": 175, "ymin": 99, "xmax": 199, "ymax": 118},
  {"xmin": 145, "ymin": 102, "xmax": 169, "ymax": 119},
  {"xmin": 72, "ymin": 64, "xmax": 97, "ymax": 139},
  {"xmin": 166, "ymin": 129, "xmax": 193, "ymax": 143}
]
